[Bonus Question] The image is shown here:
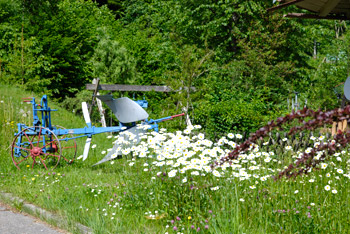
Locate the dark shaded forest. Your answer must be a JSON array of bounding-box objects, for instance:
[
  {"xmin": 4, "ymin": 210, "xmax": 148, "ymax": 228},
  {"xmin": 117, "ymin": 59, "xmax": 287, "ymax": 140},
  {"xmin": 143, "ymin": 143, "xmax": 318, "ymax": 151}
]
[{"xmin": 1, "ymin": 0, "xmax": 349, "ymax": 138}]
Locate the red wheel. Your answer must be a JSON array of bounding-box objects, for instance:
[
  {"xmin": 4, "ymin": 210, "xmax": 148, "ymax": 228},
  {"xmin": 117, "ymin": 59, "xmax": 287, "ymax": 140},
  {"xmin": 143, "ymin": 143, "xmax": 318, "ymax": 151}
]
[
  {"xmin": 54, "ymin": 125, "xmax": 77, "ymax": 164},
  {"xmin": 11, "ymin": 126, "xmax": 61, "ymax": 170}
]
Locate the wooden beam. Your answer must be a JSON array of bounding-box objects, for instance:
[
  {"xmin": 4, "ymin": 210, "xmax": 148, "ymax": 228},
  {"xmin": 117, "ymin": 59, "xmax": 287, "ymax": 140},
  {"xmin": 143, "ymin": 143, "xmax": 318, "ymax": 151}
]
[
  {"xmin": 319, "ymin": 0, "xmax": 342, "ymax": 17},
  {"xmin": 285, "ymin": 12, "xmax": 348, "ymax": 20},
  {"xmin": 267, "ymin": 0, "xmax": 304, "ymax": 12},
  {"xmin": 86, "ymin": 84, "xmax": 173, "ymax": 92}
]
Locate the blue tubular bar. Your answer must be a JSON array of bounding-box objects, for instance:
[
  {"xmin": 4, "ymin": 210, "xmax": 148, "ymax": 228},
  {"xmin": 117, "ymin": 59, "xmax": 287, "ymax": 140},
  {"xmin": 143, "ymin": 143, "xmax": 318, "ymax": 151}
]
[
  {"xmin": 148, "ymin": 113, "xmax": 185, "ymax": 124},
  {"xmin": 52, "ymin": 126, "xmax": 123, "ymax": 137}
]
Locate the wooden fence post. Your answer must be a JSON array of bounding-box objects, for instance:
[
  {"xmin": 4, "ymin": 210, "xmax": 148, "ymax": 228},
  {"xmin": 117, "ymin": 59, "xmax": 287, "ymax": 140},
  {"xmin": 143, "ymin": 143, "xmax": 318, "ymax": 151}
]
[
  {"xmin": 91, "ymin": 78, "xmax": 107, "ymax": 128},
  {"xmin": 331, "ymin": 120, "xmax": 347, "ymax": 136}
]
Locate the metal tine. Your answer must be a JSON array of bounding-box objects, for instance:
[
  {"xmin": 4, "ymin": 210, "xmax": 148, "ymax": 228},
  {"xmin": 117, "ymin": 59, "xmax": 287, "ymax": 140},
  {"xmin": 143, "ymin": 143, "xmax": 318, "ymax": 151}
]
[
  {"xmin": 283, "ymin": 132, "xmax": 289, "ymax": 147},
  {"xmin": 294, "ymin": 140, "xmax": 300, "ymax": 151},
  {"xmin": 280, "ymin": 132, "xmax": 285, "ymax": 151},
  {"xmin": 268, "ymin": 131, "xmax": 278, "ymax": 151},
  {"xmin": 243, "ymin": 132, "xmax": 248, "ymax": 142},
  {"xmin": 289, "ymin": 132, "xmax": 296, "ymax": 151},
  {"xmin": 276, "ymin": 132, "xmax": 281, "ymax": 143},
  {"xmin": 299, "ymin": 131, "xmax": 305, "ymax": 148},
  {"xmin": 278, "ymin": 131, "xmax": 285, "ymax": 154},
  {"xmin": 304, "ymin": 131, "xmax": 311, "ymax": 148},
  {"xmin": 239, "ymin": 132, "xmax": 244, "ymax": 144},
  {"xmin": 326, "ymin": 132, "xmax": 330, "ymax": 140},
  {"xmin": 294, "ymin": 131, "xmax": 303, "ymax": 151},
  {"xmin": 275, "ymin": 132, "xmax": 282, "ymax": 150},
  {"xmin": 254, "ymin": 132, "xmax": 262, "ymax": 151},
  {"xmin": 264, "ymin": 132, "xmax": 273, "ymax": 152},
  {"xmin": 270, "ymin": 131, "xmax": 276, "ymax": 145},
  {"xmin": 291, "ymin": 133, "xmax": 296, "ymax": 142}
]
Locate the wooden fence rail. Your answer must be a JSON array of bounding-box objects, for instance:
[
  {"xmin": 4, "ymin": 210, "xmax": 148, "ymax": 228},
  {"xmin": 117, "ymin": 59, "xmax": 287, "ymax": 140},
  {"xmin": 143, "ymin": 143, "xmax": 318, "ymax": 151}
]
[{"xmin": 86, "ymin": 84, "xmax": 196, "ymax": 92}]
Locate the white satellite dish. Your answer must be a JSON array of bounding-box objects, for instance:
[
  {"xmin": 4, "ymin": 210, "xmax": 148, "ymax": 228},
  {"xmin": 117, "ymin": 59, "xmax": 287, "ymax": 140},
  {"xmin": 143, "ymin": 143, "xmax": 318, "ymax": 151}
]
[
  {"xmin": 344, "ymin": 76, "xmax": 350, "ymax": 101},
  {"xmin": 97, "ymin": 95, "xmax": 149, "ymax": 123}
]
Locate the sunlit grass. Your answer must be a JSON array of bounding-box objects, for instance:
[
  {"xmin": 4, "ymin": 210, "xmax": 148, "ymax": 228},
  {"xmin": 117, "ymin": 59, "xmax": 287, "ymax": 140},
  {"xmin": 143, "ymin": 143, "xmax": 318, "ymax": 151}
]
[{"xmin": 1, "ymin": 84, "xmax": 349, "ymax": 233}]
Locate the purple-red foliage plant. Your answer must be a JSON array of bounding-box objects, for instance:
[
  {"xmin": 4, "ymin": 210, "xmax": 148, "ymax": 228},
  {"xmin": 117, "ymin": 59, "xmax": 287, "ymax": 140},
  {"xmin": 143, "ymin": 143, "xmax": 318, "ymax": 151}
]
[{"xmin": 217, "ymin": 105, "xmax": 350, "ymax": 179}]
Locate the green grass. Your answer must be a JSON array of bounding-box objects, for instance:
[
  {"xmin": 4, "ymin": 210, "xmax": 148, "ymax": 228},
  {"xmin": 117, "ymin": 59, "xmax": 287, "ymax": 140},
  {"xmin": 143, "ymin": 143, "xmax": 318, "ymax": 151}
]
[{"xmin": 1, "ymin": 84, "xmax": 350, "ymax": 234}]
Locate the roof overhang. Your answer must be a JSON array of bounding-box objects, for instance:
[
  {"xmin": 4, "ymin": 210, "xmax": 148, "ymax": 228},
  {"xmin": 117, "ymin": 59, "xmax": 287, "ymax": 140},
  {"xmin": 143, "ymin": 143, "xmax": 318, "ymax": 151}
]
[{"xmin": 267, "ymin": 0, "xmax": 350, "ymax": 20}]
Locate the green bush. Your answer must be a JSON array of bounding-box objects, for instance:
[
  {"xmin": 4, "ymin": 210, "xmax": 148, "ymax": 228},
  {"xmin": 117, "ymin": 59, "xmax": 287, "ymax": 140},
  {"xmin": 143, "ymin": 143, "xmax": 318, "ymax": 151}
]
[{"xmin": 194, "ymin": 98, "xmax": 267, "ymax": 139}]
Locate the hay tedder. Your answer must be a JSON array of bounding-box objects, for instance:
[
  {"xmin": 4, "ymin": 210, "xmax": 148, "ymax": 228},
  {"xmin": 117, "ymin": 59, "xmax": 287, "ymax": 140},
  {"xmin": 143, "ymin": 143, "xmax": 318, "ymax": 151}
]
[{"xmin": 11, "ymin": 95, "xmax": 184, "ymax": 170}]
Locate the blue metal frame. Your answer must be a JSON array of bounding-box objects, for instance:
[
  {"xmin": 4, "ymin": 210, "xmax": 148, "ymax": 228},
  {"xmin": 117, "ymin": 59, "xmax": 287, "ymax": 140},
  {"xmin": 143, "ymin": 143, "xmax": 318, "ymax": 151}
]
[{"xmin": 13, "ymin": 95, "xmax": 184, "ymax": 160}]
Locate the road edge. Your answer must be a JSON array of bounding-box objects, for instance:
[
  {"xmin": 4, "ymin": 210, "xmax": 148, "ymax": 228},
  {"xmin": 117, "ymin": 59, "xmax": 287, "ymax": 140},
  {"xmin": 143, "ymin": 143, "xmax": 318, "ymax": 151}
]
[{"xmin": 0, "ymin": 192, "xmax": 92, "ymax": 234}]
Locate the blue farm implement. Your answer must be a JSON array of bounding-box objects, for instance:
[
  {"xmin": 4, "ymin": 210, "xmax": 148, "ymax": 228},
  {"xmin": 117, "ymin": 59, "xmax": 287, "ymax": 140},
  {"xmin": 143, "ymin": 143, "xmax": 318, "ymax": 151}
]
[{"xmin": 11, "ymin": 95, "xmax": 184, "ymax": 170}]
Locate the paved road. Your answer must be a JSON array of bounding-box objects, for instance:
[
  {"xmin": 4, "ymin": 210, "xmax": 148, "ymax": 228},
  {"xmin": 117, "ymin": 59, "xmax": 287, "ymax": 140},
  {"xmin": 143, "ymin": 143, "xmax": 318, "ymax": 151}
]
[{"xmin": 0, "ymin": 202, "xmax": 68, "ymax": 234}]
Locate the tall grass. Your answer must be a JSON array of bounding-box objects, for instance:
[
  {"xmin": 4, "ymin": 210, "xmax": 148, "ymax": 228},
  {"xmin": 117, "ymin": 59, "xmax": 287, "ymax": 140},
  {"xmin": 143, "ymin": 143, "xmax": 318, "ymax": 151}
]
[{"xmin": 1, "ymin": 84, "xmax": 350, "ymax": 233}]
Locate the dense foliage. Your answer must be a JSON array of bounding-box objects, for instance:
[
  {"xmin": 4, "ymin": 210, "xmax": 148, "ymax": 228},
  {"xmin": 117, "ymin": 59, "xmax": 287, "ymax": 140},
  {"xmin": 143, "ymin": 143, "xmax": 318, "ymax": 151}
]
[{"xmin": 1, "ymin": 0, "xmax": 349, "ymax": 138}]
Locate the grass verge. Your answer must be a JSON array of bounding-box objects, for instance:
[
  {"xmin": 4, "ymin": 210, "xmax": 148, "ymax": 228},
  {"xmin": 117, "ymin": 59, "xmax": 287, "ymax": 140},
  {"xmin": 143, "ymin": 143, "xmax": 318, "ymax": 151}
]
[{"xmin": 1, "ymin": 84, "xmax": 350, "ymax": 233}]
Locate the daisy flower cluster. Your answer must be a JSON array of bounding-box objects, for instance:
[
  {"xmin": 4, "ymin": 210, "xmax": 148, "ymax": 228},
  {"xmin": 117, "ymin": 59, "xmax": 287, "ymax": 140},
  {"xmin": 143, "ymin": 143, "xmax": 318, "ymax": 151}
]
[
  {"xmin": 106, "ymin": 125, "xmax": 281, "ymax": 187},
  {"xmin": 106, "ymin": 124, "xmax": 350, "ymax": 193}
]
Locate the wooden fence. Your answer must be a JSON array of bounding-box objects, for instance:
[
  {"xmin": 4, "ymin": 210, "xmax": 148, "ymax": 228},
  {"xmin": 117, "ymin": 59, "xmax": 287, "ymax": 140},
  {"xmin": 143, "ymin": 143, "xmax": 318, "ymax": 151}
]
[{"xmin": 230, "ymin": 130, "xmax": 336, "ymax": 151}]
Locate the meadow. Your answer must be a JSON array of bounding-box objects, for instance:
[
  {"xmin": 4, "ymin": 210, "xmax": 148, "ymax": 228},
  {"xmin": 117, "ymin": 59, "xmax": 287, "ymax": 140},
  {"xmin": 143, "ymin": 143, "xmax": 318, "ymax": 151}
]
[{"xmin": 0, "ymin": 84, "xmax": 349, "ymax": 234}]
